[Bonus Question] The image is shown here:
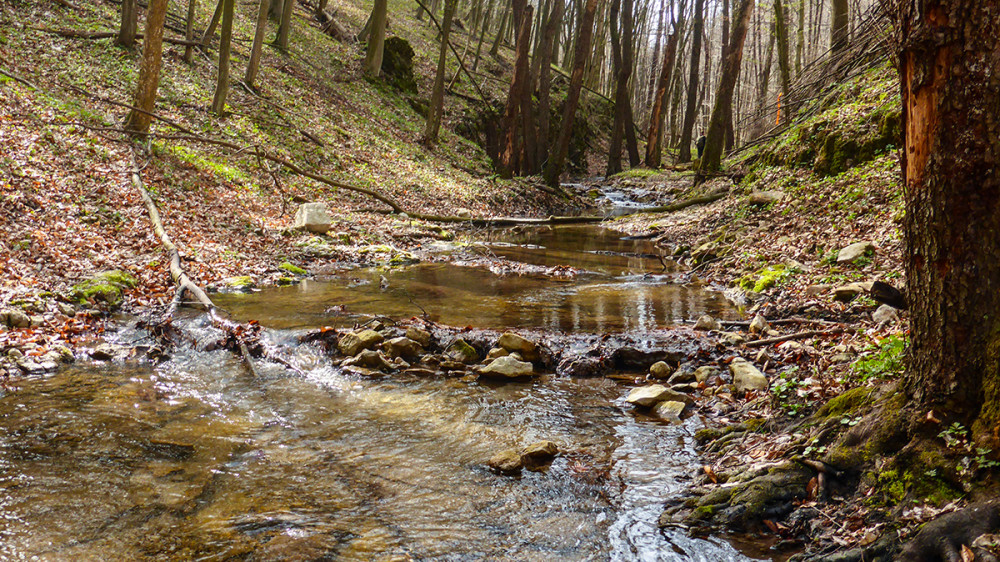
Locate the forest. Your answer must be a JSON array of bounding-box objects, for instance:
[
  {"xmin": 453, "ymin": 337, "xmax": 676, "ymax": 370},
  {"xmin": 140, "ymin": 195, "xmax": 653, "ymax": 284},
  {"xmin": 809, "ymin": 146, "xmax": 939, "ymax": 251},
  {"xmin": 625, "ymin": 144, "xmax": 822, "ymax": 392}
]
[{"xmin": 1, "ymin": 0, "xmax": 998, "ymax": 560}]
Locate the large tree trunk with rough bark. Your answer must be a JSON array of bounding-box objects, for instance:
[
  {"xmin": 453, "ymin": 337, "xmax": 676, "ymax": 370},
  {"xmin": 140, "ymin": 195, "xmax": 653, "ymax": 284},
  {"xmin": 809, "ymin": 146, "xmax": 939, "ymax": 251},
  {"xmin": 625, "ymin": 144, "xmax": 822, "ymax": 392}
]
[
  {"xmin": 773, "ymin": 0, "xmax": 791, "ymax": 103},
  {"xmin": 544, "ymin": 0, "xmax": 599, "ymax": 186},
  {"xmin": 607, "ymin": 0, "xmax": 637, "ymax": 176},
  {"xmin": 499, "ymin": 4, "xmax": 533, "ymax": 178},
  {"xmin": 678, "ymin": 0, "xmax": 704, "ymax": 162},
  {"xmin": 124, "ymin": 0, "xmax": 168, "ymax": 134},
  {"xmin": 698, "ymin": 0, "xmax": 752, "ymax": 172},
  {"xmin": 897, "ymin": 0, "xmax": 1000, "ymax": 443},
  {"xmin": 534, "ymin": 0, "xmax": 564, "ymax": 171}
]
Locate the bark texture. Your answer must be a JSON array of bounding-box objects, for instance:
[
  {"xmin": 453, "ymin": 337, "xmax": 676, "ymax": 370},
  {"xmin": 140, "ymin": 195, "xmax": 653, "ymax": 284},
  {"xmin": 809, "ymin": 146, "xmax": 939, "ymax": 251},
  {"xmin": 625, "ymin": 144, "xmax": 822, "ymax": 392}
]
[
  {"xmin": 124, "ymin": 0, "xmax": 168, "ymax": 134},
  {"xmin": 210, "ymin": 0, "xmax": 234, "ymax": 115},
  {"xmin": 363, "ymin": 0, "xmax": 388, "ymax": 76},
  {"xmin": 677, "ymin": 0, "xmax": 704, "ymax": 162},
  {"xmin": 423, "ymin": 0, "xmax": 457, "ymax": 143},
  {"xmin": 644, "ymin": 28, "xmax": 679, "ymax": 168},
  {"xmin": 897, "ymin": 0, "xmax": 1000, "ymax": 443}
]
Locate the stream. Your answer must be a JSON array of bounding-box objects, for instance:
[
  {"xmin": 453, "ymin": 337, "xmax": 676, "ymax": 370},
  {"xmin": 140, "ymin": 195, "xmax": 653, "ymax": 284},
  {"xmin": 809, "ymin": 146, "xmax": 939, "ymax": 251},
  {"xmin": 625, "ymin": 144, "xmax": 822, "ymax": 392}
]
[{"xmin": 0, "ymin": 211, "xmax": 783, "ymax": 560}]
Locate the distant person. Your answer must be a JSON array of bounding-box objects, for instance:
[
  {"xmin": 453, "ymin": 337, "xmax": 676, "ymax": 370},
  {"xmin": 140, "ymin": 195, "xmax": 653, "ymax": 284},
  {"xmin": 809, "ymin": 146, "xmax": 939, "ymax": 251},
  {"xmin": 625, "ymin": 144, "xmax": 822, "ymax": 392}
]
[{"xmin": 696, "ymin": 135, "xmax": 707, "ymax": 158}]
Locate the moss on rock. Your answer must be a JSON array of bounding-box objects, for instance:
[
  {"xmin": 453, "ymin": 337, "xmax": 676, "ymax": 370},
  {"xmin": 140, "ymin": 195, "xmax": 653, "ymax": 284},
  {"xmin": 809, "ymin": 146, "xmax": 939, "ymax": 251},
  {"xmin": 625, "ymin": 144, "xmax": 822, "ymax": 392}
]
[{"xmin": 70, "ymin": 270, "xmax": 137, "ymax": 307}]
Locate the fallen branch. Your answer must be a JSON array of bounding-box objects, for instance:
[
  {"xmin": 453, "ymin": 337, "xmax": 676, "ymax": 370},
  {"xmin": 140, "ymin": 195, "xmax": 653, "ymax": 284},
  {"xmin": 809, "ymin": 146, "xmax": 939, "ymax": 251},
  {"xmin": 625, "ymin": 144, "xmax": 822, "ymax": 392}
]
[
  {"xmin": 36, "ymin": 26, "xmax": 204, "ymax": 47},
  {"xmin": 129, "ymin": 149, "xmax": 302, "ymax": 376},
  {"xmin": 0, "ymin": 67, "xmax": 37, "ymax": 90},
  {"xmin": 744, "ymin": 327, "xmax": 847, "ymax": 348}
]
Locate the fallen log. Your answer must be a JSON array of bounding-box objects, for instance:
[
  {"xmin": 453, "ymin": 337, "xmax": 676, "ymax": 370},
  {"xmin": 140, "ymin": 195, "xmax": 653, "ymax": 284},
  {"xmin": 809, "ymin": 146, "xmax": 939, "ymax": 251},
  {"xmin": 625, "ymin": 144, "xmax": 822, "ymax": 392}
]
[{"xmin": 744, "ymin": 327, "xmax": 848, "ymax": 348}]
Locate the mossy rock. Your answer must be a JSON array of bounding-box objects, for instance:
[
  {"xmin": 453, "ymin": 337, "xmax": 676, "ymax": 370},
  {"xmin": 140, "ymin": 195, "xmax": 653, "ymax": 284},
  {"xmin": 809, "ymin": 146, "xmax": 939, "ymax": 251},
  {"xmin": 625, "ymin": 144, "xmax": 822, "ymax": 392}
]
[
  {"xmin": 279, "ymin": 262, "xmax": 308, "ymax": 276},
  {"xmin": 70, "ymin": 270, "xmax": 137, "ymax": 307},
  {"xmin": 381, "ymin": 36, "xmax": 417, "ymax": 94},
  {"xmin": 822, "ymin": 391, "xmax": 909, "ymax": 470},
  {"xmin": 688, "ymin": 462, "xmax": 813, "ymax": 529}
]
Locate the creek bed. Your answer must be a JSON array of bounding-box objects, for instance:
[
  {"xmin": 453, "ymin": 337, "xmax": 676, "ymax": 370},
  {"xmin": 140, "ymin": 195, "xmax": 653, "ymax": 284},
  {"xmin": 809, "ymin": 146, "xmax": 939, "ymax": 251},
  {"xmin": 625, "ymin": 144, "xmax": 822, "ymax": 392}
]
[{"xmin": 0, "ymin": 225, "xmax": 782, "ymax": 560}]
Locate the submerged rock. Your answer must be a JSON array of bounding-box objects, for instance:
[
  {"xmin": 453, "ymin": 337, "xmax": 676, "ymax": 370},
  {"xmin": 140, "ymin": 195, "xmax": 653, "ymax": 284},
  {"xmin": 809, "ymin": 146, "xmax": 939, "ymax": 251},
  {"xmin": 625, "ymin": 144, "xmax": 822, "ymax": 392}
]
[
  {"xmin": 521, "ymin": 440, "xmax": 559, "ymax": 470},
  {"xmin": 487, "ymin": 448, "xmax": 523, "ymax": 475},
  {"xmin": 338, "ymin": 329, "xmax": 384, "ymax": 356},
  {"xmin": 556, "ymin": 356, "xmax": 609, "ymax": 377},
  {"xmin": 652, "ymin": 401, "xmax": 686, "ymax": 424},
  {"xmin": 479, "ymin": 355, "xmax": 534, "ymax": 379},
  {"xmin": 343, "ymin": 350, "xmax": 394, "ymax": 371},
  {"xmin": 730, "ymin": 358, "xmax": 768, "ymax": 392}
]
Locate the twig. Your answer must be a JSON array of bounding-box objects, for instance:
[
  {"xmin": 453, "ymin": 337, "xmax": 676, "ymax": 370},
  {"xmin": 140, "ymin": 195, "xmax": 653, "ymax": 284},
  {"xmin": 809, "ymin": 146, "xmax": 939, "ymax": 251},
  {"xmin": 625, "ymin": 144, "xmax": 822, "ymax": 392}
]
[
  {"xmin": 744, "ymin": 328, "xmax": 847, "ymax": 348},
  {"xmin": 0, "ymin": 67, "xmax": 37, "ymax": 90}
]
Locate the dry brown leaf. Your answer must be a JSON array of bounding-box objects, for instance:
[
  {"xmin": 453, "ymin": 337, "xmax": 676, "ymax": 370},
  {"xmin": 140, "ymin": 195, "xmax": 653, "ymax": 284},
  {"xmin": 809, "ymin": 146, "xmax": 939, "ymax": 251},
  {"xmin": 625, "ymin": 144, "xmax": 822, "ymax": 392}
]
[
  {"xmin": 806, "ymin": 477, "xmax": 819, "ymax": 501},
  {"xmin": 703, "ymin": 465, "xmax": 718, "ymax": 484},
  {"xmin": 961, "ymin": 544, "xmax": 975, "ymax": 562}
]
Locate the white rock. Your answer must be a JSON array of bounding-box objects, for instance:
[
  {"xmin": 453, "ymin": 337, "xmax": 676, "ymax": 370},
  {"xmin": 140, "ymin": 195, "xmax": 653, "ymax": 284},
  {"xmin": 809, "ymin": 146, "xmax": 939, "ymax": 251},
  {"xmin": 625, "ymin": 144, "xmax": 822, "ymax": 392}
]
[
  {"xmin": 479, "ymin": 355, "xmax": 534, "ymax": 379},
  {"xmin": 293, "ymin": 203, "xmax": 332, "ymax": 234},
  {"xmin": 748, "ymin": 190, "xmax": 785, "ymax": 206},
  {"xmin": 837, "ymin": 241, "xmax": 875, "ymax": 263},
  {"xmin": 729, "ymin": 358, "xmax": 769, "ymax": 392},
  {"xmin": 652, "ymin": 401, "xmax": 686, "ymax": 423},
  {"xmin": 626, "ymin": 385, "xmax": 694, "ymax": 407},
  {"xmin": 749, "ymin": 314, "xmax": 769, "ymax": 334}
]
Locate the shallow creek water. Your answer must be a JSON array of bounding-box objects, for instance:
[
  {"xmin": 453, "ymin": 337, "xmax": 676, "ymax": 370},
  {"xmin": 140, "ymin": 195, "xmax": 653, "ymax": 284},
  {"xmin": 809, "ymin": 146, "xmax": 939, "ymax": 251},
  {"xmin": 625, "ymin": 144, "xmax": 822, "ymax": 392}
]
[{"xmin": 0, "ymin": 225, "xmax": 778, "ymax": 561}]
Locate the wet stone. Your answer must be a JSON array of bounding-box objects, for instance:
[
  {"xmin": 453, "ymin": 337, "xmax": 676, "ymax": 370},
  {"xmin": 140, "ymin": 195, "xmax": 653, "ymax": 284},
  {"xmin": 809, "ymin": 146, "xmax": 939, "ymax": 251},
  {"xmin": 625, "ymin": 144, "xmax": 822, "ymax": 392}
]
[
  {"xmin": 338, "ymin": 329, "xmax": 384, "ymax": 357},
  {"xmin": 497, "ymin": 332, "xmax": 539, "ymax": 361},
  {"xmin": 383, "ymin": 337, "xmax": 422, "ymax": 359},
  {"xmin": 557, "ymin": 356, "xmax": 609, "ymax": 377},
  {"xmin": 649, "ymin": 361, "xmax": 673, "ymax": 379},
  {"xmin": 478, "ymin": 355, "xmax": 534, "ymax": 379},
  {"xmin": 652, "ymin": 401, "xmax": 686, "ymax": 424},
  {"xmin": 730, "ymin": 358, "xmax": 768, "ymax": 392},
  {"xmin": 693, "ymin": 366, "xmax": 719, "ymax": 384},
  {"xmin": 446, "ymin": 339, "xmax": 479, "ymax": 364},
  {"xmin": 405, "ymin": 326, "xmax": 432, "ymax": 348},
  {"xmin": 486, "ymin": 347, "xmax": 509, "ymax": 360},
  {"xmin": 695, "ymin": 315, "xmax": 721, "ymax": 331},
  {"xmin": 488, "ymin": 448, "xmax": 523, "ymax": 475},
  {"xmin": 522, "ymin": 440, "xmax": 559, "ymax": 470}
]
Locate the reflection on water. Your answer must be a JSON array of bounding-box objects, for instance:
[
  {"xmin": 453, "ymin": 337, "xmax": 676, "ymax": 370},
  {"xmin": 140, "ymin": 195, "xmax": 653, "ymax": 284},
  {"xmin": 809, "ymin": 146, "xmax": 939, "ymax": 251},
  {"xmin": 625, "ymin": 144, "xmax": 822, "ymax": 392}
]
[
  {"xmin": 216, "ymin": 226, "xmax": 734, "ymax": 332},
  {"xmin": 0, "ymin": 342, "xmax": 765, "ymax": 561}
]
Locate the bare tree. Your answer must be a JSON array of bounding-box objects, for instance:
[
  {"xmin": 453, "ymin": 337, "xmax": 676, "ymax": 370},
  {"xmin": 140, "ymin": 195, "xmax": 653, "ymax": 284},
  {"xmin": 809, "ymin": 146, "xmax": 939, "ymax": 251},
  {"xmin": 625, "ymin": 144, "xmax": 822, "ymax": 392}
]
[
  {"xmin": 117, "ymin": 0, "xmax": 138, "ymax": 48},
  {"xmin": 211, "ymin": 0, "xmax": 235, "ymax": 115},
  {"xmin": 364, "ymin": 0, "xmax": 389, "ymax": 76},
  {"xmin": 275, "ymin": 0, "xmax": 295, "ymax": 50},
  {"xmin": 678, "ymin": 0, "xmax": 704, "ymax": 162},
  {"xmin": 124, "ymin": 0, "xmax": 168, "ymax": 134},
  {"xmin": 423, "ymin": 0, "xmax": 458, "ymax": 143},
  {"xmin": 499, "ymin": 4, "xmax": 533, "ymax": 177},
  {"xmin": 183, "ymin": 0, "xmax": 198, "ymax": 63},
  {"xmin": 645, "ymin": 12, "xmax": 681, "ymax": 167},
  {"xmin": 245, "ymin": 0, "xmax": 271, "ymax": 88}
]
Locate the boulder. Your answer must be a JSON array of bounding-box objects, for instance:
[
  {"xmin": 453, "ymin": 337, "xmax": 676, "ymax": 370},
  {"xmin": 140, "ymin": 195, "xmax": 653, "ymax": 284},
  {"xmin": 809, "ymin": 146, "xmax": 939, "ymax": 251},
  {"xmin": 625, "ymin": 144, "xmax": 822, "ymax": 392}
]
[
  {"xmin": 521, "ymin": 441, "xmax": 559, "ymax": 470},
  {"xmin": 747, "ymin": 190, "xmax": 785, "ymax": 206},
  {"xmin": 405, "ymin": 327, "xmax": 433, "ymax": 348},
  {"xmin": 381, "ymin": 36, "xmax": 418, "ymax": 94},
  {"xmin": 667, "ymin": 363, "xmax": 697, "ymax": 384},
  {"xmin": 873, "ymin": 304, "xmax": 899, "ymax": 325},
  {"xmin": 730, "ymin": 358, "xmax": 769, "ymax": 392},
  {"xmin": 649, "ymin": 361, "xmax": 673, "ymax": 379},
  {"xmin": 70, "ymin": 270, "xmax": 137, "ymax": 307},
  {"xmin": 479, "ymin": 355, "xmax": 534, "ymax": 379},
  {"xmin": 487, "ymin": 448, "xmax": 523, "ymax": 475},
  {"xmin": 446, "ymin": 339, "xmax": 479, "ymax": 364},
  {"xmin": 749, "ymin": 314, "xmax": 769, "ymax": 334},
  {"xmin": 837, "ymin": 241, "xmax": 875, "ymax": 263},
  {"xmin": 497, "ymin": 332, "xmax": 539, "ymax": 361},
  {"xmin": 383, "ymin": 337, "xmax": 422, "ymax": 359},
  {"xmin": 695, "ymin": 314, "xmax": 722, "ymax": 331},
  {"xmin": 293, "ymin": 203, "xmax": 332, "ymax": 234},
  {"xmin": 652, "ymin": 401, "xmax": 687, "ymax": 424},
  {"xmin": 338, "ymin": 329, "xmax": 384, "ymax": 356}
]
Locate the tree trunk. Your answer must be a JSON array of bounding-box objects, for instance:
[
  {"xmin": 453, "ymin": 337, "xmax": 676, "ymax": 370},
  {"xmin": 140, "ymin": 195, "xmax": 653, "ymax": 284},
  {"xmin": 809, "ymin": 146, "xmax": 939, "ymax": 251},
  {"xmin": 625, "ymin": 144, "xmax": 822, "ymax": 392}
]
[
  {"xmin": 774, "ymin": 0, "xmax": 791, "ymax": 101},
  {"xmin": 499, "ymin": 4, "xmax": 533, "ymax": 177},
  {"xmin": 678, "ymin": 0, "xmax": 705, "ymax": 162},
  {"xmin": 622, "ymin": 0, "xmax": 641, "ymax": 167},
  {"xmin": 423, "ymin": 0, "xmax": 457, "ymax": 143},
  {"xmin": 645, "ymin": 27, "xmax": 679, "ymax": 168},
  {"xmin": 472, "ymin": 2, "xmax": 494, "ymax": 71},
  {"xmin": 698, "ymin": 0, "xmax": 753, "ymax": 172},
  {"xmin": 183, "ymin": 0, "xmax": 197, "ymax": 63},
  {"xmin": 535, "ymin": 0, "xmax": 565, "ymax": 170},
  {"xmin": 830, "ymin": 0, "xmax": 848, "ymax": 56},
  {"xmin": 544, "ymin": 0, "xmax": 599, "ymax": 186},
  {"xmin": 117, "ymin": 0, "xmax": 138, "ymax": 47},
  {"xmin": 203, "ymin": 0, "xmax": 224, "ymax": 45},
  {"xmin": 898, "ymin": 0, "xmax": 1000, "ymax": 443},
  {"xmin": 275, "ymin": 0, "xmax": 294, "ymax": 50},
  {"xmin": 645, "ymin": 0, "xmax": 665, "ymax": 108},
  {"xmin": 364, "ymin": 0, "xmax": 388, "ymax": 76},
  {"xmin": 607, "ymin": 0, "xmax": 638, "ymax": 175},
  {"xmin": 210, "ymin": 0, "xmax": 234, "ymax": 116},
  {"xmin": 124, "ymin": 0, "xmax": 168, "ymax": 134},
  {"xmin": 316, "ymin": 0, "xmax": 328, "ymax": 17},
  {"xmin": 489, "ymin": 4, "xmax": 509, "ymax": 57},
  {"xmin": 721, "ymin": 0, "xmax": 735, "ymax": 152},
  {"xmin": 244, "ymin": 0, "xmax": 270, "ymax": 88}
]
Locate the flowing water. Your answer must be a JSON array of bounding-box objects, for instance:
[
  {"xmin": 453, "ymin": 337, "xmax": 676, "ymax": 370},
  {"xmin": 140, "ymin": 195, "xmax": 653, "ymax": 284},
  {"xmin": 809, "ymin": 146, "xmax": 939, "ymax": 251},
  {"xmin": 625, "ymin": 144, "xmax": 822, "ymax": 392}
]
[{"xmin": 0, "ymin": 224, "xmax": 780, "ymax": 561}]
